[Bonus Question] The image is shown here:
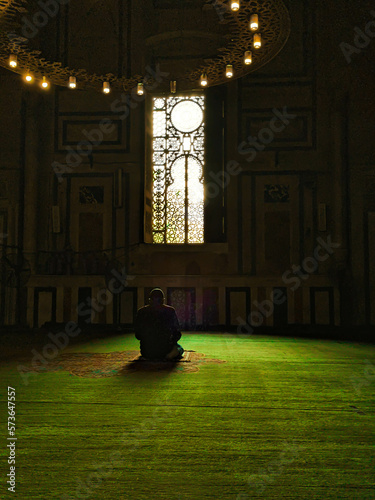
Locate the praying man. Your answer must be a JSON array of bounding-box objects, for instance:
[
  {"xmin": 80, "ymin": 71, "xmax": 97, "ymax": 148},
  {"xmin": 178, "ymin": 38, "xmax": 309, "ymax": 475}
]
[{"xmin": 134, "ymin": 288, "xmax": 184, "ymax": 361}]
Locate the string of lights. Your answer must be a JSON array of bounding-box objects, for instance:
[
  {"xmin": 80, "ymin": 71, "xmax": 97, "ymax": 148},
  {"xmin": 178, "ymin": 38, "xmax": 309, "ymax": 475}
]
[{"xmin": 0, "ymin": 0, "xmax": 291, "ymax": 93}]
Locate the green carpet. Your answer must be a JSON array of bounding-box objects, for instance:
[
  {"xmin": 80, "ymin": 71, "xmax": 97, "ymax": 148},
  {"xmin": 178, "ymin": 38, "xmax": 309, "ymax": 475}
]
[{"xmin": 1, "ymin": 333, "xmax": 375, "ymax": 499}]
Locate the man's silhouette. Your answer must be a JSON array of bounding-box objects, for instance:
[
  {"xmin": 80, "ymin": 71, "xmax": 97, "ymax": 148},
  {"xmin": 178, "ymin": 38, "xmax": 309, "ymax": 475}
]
[{"xmin": 134, "ymin": 288, "xmax": 184, "ymax": 361}]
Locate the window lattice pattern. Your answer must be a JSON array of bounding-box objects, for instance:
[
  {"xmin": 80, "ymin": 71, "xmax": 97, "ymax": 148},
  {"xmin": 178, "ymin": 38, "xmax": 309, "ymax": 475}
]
[{"xmin": 152, "ymin": 96, "xmax": 205, "ymax": 244}]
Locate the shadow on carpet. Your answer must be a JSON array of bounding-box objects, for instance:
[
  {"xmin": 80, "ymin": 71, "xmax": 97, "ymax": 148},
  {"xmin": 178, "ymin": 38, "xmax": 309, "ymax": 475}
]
[{"xmin": 18, "ymin": 350, "xmax": 226, "ymax": 378}]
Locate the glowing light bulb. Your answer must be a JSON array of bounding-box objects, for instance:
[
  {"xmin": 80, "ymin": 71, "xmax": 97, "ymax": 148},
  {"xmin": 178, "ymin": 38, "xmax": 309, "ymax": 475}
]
[
  {"xmin": 41, "ymin": 76, "xmax": 49, "ymax": 89},
  {"xmin": 253, "ymin": 33, "xmax": 262, "ymax": 49},
  {"xmin": 103, "ymin": 81, "xmax": 110, "ymax": 94},
  {"xmin": 244, "ymin": 51, "xmax": 252, "ymax": 65},
  {"xmin": 231, "ymin": 0, "xmax": 240, "ymax": 11},
  {"xmin": 226, "ymin": 64, "xmax": 233, "ymax": 78},
  {"xmin": 25, "ymin": 73, "xmax": 33, "ymax": 83},
  {"xmin": 250, "ymin": 14, "xmax": 259, "ymax": 31},
  {"xmin": 9, "ymin": 54, "xmax": 17, "ymax": 68},
  {"xmin": 200, "ymin": 73, "xmax": 208, "ymax": 87},
  {"xmin": 69, "ymin": 76, "xmax": 76, "ymax": 89},
  {"xmin": 137, "ymin": 82, "xmax": 144, "ymax": 95}
]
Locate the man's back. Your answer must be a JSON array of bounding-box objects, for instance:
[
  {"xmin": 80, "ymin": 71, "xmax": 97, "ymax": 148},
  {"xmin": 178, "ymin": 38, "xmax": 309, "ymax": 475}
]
[{"xmin": 135, "ymin": 303, "xmax": 181, "ymax": 359}]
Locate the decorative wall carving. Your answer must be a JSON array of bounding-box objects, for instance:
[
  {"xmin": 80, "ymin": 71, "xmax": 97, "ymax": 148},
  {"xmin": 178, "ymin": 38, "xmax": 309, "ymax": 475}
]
[{"xmin": 264, "ymin": 184, "xmax": 290, "ymax": 203}]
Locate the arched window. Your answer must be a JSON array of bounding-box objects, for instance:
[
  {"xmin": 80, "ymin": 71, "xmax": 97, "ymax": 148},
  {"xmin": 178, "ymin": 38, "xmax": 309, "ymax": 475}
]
[{"xmin": 151, "ymin": 95, "xmax": 205, "ymax": 244}]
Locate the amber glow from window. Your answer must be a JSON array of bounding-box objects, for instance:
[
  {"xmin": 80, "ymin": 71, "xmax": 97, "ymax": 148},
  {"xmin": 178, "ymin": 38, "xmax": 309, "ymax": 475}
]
[{"xmin": 152, "ymin": 96, "xmax": 205, "ymax": 244}]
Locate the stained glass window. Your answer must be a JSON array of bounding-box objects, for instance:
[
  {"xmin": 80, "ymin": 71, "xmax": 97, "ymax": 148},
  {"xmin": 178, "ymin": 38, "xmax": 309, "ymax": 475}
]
[{"xmin": 152, "ymin": 95, "xmax": 205, "ymax": 244}]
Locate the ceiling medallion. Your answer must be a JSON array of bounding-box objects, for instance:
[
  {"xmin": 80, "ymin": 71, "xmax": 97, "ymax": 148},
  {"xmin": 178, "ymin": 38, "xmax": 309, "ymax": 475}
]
[{"xmin": 0, "ymin": 0, "xmax": 291, "ymax": 92}]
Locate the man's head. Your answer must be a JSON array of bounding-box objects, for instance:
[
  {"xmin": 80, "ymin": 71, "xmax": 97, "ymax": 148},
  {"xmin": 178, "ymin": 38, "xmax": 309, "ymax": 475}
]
[{"xmin": 149, "ymin": 288, "xmax": 164, "ymax": 306}]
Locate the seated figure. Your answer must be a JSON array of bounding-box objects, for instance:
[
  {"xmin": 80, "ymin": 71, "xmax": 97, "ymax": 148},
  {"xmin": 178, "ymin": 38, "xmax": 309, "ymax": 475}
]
[{"xmin": 134, "ymin": 288, "xmax": 184, "ymax": 361}]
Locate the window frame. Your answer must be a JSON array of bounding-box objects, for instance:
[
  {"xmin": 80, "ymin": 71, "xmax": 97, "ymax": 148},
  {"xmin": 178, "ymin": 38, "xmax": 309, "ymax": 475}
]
[{"xmin": 144, "ymin": 88, "xmax": 226, "ymax": 245}]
